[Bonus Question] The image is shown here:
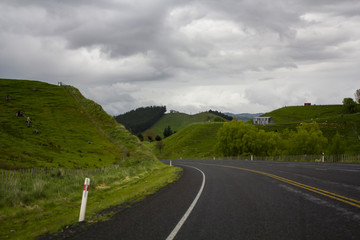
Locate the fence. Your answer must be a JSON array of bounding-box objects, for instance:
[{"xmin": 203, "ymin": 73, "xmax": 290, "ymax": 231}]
[
  {"xmin": 0, "ymin": 163, "xmax": 121, "ymax": 185},
  {"xmin": 195, "ymin": 153, "xmax": 360, "ymax": 163}
]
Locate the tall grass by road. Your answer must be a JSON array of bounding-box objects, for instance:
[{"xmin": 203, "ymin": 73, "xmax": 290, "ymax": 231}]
[{"xmin": 0, "ymin": 161, "xmax": 181, "ymax": 239}]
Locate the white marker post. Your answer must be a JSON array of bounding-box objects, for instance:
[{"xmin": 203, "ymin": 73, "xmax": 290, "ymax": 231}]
[
  {"xmin": 322, "ymin": 153, "xmax": 325, "ymax": 163},
  {"xmin": 170, "ymin": 160, "xmax": 172, "ymax": 166},
  {"xmin": 79, "ymin": 178, "xmax": 90, "ymax": 222}
]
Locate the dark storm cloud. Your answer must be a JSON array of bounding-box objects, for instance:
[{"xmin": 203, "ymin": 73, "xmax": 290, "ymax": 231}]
[{"xmin": 0, "ymin": 0, "xmax": 359, "ymax": 114}]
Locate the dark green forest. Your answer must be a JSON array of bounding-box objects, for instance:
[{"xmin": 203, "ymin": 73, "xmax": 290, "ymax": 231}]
[
  {"xmin": 114, "ymin": 106, "xmax": 166, "ymax": 134},
  {"xmin": 209, "ymin": 110, "xmax": 233, "ymax": 121}
]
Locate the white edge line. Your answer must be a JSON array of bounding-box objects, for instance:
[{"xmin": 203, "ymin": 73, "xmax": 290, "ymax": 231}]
[{"xmin": 165, "ymin": 165, "xmax": 206, "ymax": 240}]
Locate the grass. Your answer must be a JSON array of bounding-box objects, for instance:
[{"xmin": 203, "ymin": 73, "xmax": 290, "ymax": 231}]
[
  {"xmin": 261, "ymin": 105, "xmax": 346, "ymax": 123},
  {"xmin": 152, "ymin": 105, "xmax": 360, "ymax": 160},
  {"xmin": 0, "ymin": 79, "xmax": 158, "ymax": 169},
  {"xmin": 259, "ymin": 105, "xmax": 360, "ymax": 153},
  {"xmin": 152, "ymin": 122, "xmax": 224, "ymax": 159},
  {"xmin": 0, "ymin": 162, "xmax": 181, "ymax": 239},
  {"xmin": 149, "ymin": 112, "xmax": 223, "ymax": 137},
  {"xmin": 0, "ymin": 79, "xmax": 182, "ymax": 239}
]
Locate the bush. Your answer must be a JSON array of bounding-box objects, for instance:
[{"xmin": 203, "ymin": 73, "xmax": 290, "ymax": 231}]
[
  {"xmin": 216, "ymin": 121, "xmax": 328, "ymax": 157},
  {"xmin": 343, "ymin": 98, "xmax": 357, "ymax": 114}
]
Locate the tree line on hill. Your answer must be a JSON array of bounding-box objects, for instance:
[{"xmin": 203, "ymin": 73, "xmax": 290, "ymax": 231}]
[
  {"xmin": 208, "ymin": 110, "xmax": 233, "ymax": 121},
  {"xmin": 114, "ymin": 106, "xmax": 166, "ymax": 134},
  {"xmin": 343, "ymin": 89, "xmax": 360, "ymax": 114},
  {"xmin": 216, "ymin": 121, "xmax": 344, "ymax": 158}
]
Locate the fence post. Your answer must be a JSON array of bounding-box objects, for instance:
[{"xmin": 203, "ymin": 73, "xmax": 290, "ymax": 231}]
[{"xmin": 79, "ymin": 178, "xmax": 90, "ymax": 222}]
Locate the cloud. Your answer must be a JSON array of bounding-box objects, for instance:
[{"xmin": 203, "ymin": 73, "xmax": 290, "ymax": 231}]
[{"xmin": 0, "ymin": 0, "xmax": 359, "ymax": 115}]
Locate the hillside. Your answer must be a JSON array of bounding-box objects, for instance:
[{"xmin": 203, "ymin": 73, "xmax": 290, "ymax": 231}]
[
  {"xmin": 148, "ymin": 111, "xmax": 225, "ymax": 137},
  {"xmin": 0, "ymin": 79, "xmax": 158, "ymax": 169},
  {"xmin": 114, "ymin": 106, "xmax": 166, "ymax": 134},
  {"xmin": 152, "ymin": 122, "xmax": 224, "ymax": 159},
  {"xmin": 259, "ymin": 105, "xmax": 360, "ymax": 153},
  {"xmin": 152, "ymin": 104, "xmax": 360, "ymax": 159},
  {"xmin": 225, "ymin": 112, "xmax": 263, "ymax": 122},
  {"xmin": 261, "ymin": 105, "xmax": 345, "ymax": 123}
]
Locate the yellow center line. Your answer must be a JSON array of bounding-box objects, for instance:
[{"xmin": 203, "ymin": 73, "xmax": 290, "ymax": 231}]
[{"xmin": 198, "ymin": 163, "xmax": 360, "ymax": 209}]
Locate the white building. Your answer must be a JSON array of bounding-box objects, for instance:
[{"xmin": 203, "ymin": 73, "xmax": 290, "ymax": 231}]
[{"xmin": 253, "ymin": 117, "xmax": 274, "ymax": 125}]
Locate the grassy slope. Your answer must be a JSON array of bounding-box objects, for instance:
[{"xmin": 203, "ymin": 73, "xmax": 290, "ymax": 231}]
[
  {"xmin": 0, "ymin": 79, "xmax": 182, "ymax": 239},
  {"xmin": 152, "ymin": 122, "xmax": 224, "ymax": 159},
  {"xmin": 0, "ymin": 79, "xmax": 157, "ymax": 169},
  {"xmin": 149, "ymin": 112, "xmax": 222, "ymax": 137},
  {"xmin": 153, "ymin": 105, "xmax": 360, "ymax": 159},
  {"xmin": 261, "ymin": 105, "xmax": 345, "ymax": 123},
  {"xmin": 259, "ymin": 105, "xmax": 360, "ymax": 153}
]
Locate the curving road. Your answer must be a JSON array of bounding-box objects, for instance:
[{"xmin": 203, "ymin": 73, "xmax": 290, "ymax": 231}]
[{"xmin": 50, "ymin": 160, "xmax": 360, "ymax": 239}]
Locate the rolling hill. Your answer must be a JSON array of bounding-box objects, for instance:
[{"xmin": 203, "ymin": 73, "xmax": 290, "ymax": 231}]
[
  {"xmin": 152, "ymin": 104, "xmax": 360, "ymax": 159},
  {"xmin": 152, "ymin": 122, "xmax": 224, "ymax": 159},
  {"xmin": 0, "ymin": 79, "xmax": 182, "ymax": 239},
  {"xmin": 148, "ymin": 111, "xmax": 226, "ymax": 137},
  {"xmin": 0, "ymin": 79, "xmax": 158, "ymax": 169},
  {"xmin": 259, "ymin": 105, "xmax": 360, "ymax": 153}
]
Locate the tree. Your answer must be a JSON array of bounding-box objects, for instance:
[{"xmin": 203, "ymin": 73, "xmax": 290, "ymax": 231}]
[
  {"xmin": 114, "ymin": 106, "xmax": 166, "ymax": 134},
  {"xmin": 355, "ymin": 89, "xmax": 360, "ymax": 104},
  {"xmin": 155, "ymin": 135, "xmax": 162, "ymax": 141},
  {"xmin": 144, "ymin": 129, "xmax": 156, "ymax": 142},
  {"xmin": 216, "ymin": 120, "xmax": 283, "ymax": 156},
  {"xmin": 163, "ymin": 125, "xmax": 174, "ymax": 138},
  {"xmin": 328, "ymin": 132, "xmax": 345, "ymax": 162},
  {"xmin": 156, "ymin": 140, "xmax": 165, "ymax": 153},
  {"xmin": 343, "ymin": 98, "xmax": 356, "ymax": 113},
  {"xmin": 137, "ymin": 133, "xmax": 144, "ymax": 141},
  {"xmin": 288, "ymin": 122, "xmax": 328, "ymax": 155}
]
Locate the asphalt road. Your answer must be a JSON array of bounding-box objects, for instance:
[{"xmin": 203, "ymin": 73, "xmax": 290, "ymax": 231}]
[{"xmin": 47, "ymin": 160, "xmax": 360, "ymax": 240}]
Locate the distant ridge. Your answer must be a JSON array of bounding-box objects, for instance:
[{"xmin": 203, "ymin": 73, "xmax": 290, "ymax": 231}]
[
  {"xmin": 148, "ymin": 111, "xmax": 227, "ymax": 138},
  {"xmin": 225, "ymin": 112, "xmax": 263, "ymax": 122}
]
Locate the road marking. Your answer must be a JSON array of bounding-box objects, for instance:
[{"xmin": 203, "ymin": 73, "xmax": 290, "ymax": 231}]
[
  {"xmin": 166, "ymin": 165, "xmax": 206, "ymax": 240},
  {"xmin": 199, "ymin": 163, "xmax": 360, "ymax": 209}
]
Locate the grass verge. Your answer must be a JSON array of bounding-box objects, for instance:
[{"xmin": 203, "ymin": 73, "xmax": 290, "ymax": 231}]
[{"xmin": 0, "ymin": 163, "xmax": 181, "ymax": 240}]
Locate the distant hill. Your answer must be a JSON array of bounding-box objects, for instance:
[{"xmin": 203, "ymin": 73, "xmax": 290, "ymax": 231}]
[
  {"xmin": 152, "ymin": 104, "xmax": 360, "ymax": 159},
  {"xmin": 0, "ymin": 79, "xmax": 158, "ymax": 169},
  {"xmin": 148, "ymin": 111, "xmax": 226, "ymax": 137},
  {"xmin": 261, "ymin": 105, "xmax": 345, "ymax": 123},
  {"xmin": 225, "ymin": 112, "xmax": 263, "ymax": 122},
  {"xmin": 209, "ymin": 110, "xmax": 233, "ymax": 121},
  {"xmin": 114, "ymin": 106, "xmax": 166, "ymax": 134},
  {"xmin": 152, "ymin": 122, "xmax": 224, "ymax": 159},
  {"xmin": 258, "ymin": 105, "xmax": 360, "ymax": 153}
]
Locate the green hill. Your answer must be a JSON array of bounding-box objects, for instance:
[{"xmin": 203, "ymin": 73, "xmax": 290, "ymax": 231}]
[
  {"xmin": 152, "ymin": 105, "xmax": 360, "ymax": 159},
  {"xmin": 258, "ymin": 105, "xmax": 360, "ymax": 153},
  {"xmin": 262, "ymin": 105, "xmax": 346, "ymax": 123},
  {"xmin": 0, "ymin": 79, "xmax": 158, "ymax": 169},
  {"xmin": 148, "ymin": 111, "xmax": 225, "ymax": 137},
  {"xmin": 152, "ymin": 122, "xmax": 224, "ymax": 159},
  {"xmin": 0, "ymin": 79, "xmax": 184, "ymax": 239}
]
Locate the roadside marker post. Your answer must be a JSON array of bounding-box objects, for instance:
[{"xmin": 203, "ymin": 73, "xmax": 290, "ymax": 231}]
[
  {"xmin": 170, "ymin": 160, "xmax": 172, "ymax": 166},
  {"xmin": 79, "ymin": 178, "xmax": 90, "ymax": 222},
  {"xmin": 322, "ymin": 153, "xmax": 325, "ymax": 163}
]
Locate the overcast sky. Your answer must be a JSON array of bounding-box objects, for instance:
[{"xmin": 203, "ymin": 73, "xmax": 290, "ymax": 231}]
[{"xmin": 1, "ymin": 0, "xmax": 359, "ymax": 115}]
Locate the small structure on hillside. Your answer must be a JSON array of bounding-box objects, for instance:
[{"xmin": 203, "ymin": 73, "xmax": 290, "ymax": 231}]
[
  {"xmin": 253, "ymin": 117, "xmax": 274, "ymax": 125},
  {"xmin": 304, "ymin": 103, "xmax": 311, "ymax": 106}
]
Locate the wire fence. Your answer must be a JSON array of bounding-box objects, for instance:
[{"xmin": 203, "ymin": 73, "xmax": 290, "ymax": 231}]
[
  {"xmin": 2, "ymin": 153, "xmax": 360, "ymax": 184},
  {"xmin": 195, "ymin": 153, "xmax": 360, "ymax": 163},
  {"xmin": 0, "ymin": 163, "xmax": 121, "ymax": 185}
]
